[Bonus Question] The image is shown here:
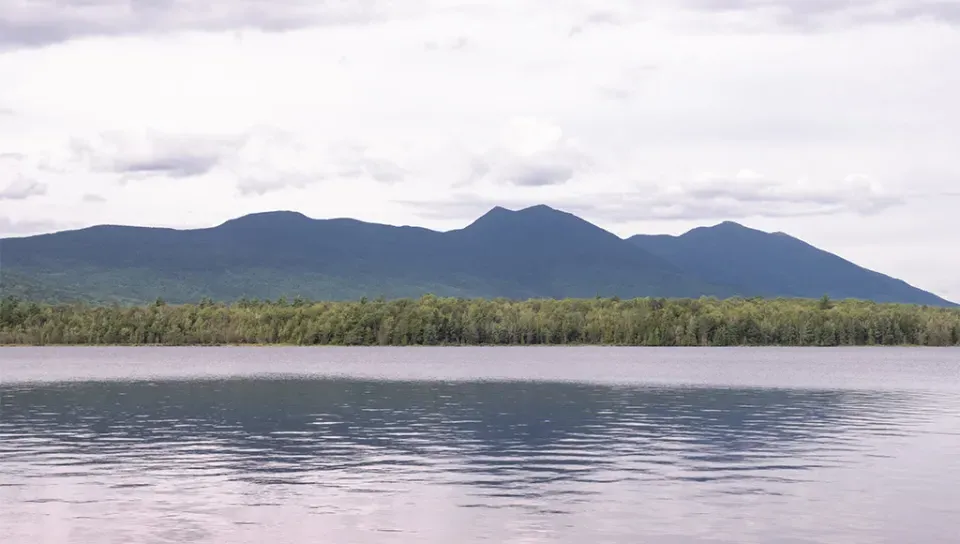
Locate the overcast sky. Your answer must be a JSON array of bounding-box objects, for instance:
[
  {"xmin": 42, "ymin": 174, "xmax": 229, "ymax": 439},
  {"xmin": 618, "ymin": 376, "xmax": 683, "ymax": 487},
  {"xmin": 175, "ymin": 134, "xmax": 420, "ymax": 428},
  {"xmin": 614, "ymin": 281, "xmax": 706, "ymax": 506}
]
[{"xmin": 1, "ymin": 0, "xmax": 959, "ymax": 299}]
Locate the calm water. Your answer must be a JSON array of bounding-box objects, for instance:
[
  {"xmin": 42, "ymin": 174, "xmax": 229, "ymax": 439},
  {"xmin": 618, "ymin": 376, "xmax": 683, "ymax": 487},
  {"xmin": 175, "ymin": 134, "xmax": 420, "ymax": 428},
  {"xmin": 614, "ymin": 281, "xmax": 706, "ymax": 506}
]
[{"xmin": 2, "ymin": 347, "xmax": 959, "ymax": 543}]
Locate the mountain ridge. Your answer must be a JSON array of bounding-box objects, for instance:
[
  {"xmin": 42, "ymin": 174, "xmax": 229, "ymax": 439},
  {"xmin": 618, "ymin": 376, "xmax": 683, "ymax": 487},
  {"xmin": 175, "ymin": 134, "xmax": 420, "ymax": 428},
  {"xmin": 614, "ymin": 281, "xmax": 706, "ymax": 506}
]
[
  {"xmin": 630, "ymin": 220, "xmax": 952, "ymax": 306},
  {"xmin": 1, "ymin": 205, "xmax": 953, "ymax": 306}
]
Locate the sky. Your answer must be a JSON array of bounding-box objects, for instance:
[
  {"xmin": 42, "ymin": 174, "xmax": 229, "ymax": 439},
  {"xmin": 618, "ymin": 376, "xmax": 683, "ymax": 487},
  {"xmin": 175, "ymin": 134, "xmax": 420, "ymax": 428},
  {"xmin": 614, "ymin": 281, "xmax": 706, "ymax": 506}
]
[{"xmin": 1, "ymin": 0, "xmax": 959, "ymax": 300}]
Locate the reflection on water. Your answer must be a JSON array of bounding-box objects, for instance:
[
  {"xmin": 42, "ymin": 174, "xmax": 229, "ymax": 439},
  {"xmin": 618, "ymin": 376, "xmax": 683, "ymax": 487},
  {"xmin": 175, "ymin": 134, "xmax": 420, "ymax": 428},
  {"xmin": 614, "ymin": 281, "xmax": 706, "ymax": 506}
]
[{"xmin": 2, "ymin": 351, "xmax": 960, "ymax": 543}]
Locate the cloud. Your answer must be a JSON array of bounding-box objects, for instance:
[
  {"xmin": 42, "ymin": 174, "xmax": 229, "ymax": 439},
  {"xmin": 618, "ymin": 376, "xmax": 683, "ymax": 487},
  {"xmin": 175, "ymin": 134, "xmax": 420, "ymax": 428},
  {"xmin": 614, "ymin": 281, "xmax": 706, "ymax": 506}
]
[
  {"xmin": 463, "ymin": 117, "xmax": 591, "ymax": 187},
  {"xmin": 70, "ymin": 130, "xmax": 241, "ymax": 180},
  {"xmin": 576, "ymin": 172, "xmax": 909, "ymax": 221},
  {"xmin": 0, "ymin": 216, "xmax": 71, "ymax": 236},
  {"xmin": 424, "ymin": 36, "xmax": 469, "ymax": 51},
  {"xmin": 0, "ymin": 179, "xmax": 47, "ymax": 200},
  {"xmin": 400, "ymin": 171, "xmax": 910, "ymax": 223},
  {"xmin": 0, "ymin": 0, "xmax": 408, "ymax": 49},
  {"xmin": 596, "ymin": 64, "xmax": 658, "ymax": 102},
  {"xmin": 0, "ymin": 154, "xmax": 48, "ymax": 200},
  {"xmin": 568, "ymin": 8, "xmax": 635, "ymax": 36},
  {"xmin": 572, "ymin": 173, "xmax": 908, "ymax": 221},
  {"xmin": 231, "ymin": 136, "xmax": 407, "ymax": 195},
  {"xmin": 658, "ymin": 170, "xmax": 902, "ymax": 214},
  {"xmin": 82, "ymin": 193, "xmax": 106, "ymax": 203},
  {"xmin": 358, "ymin": 155, "xmax": 407, "ymax": 184},
  {"xmin": 681, "ymin": 0, "xmax": 960, "ymax": 30},
  {"xmin": 61, "ymin": 129, "xmax": 407, "ymax": 194}
]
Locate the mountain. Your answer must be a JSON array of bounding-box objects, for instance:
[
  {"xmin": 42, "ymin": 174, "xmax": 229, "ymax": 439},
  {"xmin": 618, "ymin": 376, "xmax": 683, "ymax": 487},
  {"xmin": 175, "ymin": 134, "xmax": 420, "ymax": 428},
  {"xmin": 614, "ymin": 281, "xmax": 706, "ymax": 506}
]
[
  {"xmin": 441, "ymin": 205, "xmax": 721, "ymax": 299},
  {"xmin": 0, "ymin": 207, "xmax": 951, "ymax": 306},
  {"xmin": 629, "ymin": 221, "xmax": 954, "ymax": 306},
  {"xmin": 0, "ymin": 205, "xmax": 726, "ymax": 304}
]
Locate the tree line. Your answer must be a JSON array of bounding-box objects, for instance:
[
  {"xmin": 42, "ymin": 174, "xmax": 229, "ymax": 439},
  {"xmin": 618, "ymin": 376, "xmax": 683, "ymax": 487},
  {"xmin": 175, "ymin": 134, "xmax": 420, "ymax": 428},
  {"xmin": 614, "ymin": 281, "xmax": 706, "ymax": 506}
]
[{"xmin": 2, "ymin": 295, "xmax": 959, "ymax": 347}]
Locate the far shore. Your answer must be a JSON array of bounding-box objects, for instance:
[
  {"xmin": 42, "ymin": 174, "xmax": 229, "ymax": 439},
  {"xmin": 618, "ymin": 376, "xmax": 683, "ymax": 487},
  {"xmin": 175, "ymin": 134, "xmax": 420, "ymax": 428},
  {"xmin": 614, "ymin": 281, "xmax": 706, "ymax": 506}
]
[{"xmin": 3, "ymin": 296, "xmax": 959, "ymax": 347}]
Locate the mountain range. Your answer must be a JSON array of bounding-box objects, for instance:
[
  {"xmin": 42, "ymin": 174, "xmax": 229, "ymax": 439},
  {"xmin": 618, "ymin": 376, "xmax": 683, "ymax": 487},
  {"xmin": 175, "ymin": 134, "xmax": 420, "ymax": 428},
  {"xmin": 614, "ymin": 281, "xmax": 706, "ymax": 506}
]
[{"xmin": 0, "ymin": 204, "xmax": 953, "ymax": 306}]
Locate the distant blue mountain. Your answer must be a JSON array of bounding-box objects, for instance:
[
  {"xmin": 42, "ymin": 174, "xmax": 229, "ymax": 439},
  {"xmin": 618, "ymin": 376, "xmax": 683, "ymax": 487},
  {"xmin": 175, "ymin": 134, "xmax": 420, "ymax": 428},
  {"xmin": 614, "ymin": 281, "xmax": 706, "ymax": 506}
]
[
  {"xmin": 630, "ymin": 221, "xmax": 954, "ymax": 306},
  {"xmin": 0, "ymin": 206, "xmax": 952, "ymax": 306}
]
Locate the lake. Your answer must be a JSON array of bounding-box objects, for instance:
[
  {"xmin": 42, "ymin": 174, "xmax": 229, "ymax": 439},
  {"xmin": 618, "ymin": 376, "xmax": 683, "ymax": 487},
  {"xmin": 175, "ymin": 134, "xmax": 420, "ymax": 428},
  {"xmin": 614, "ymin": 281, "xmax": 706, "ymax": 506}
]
[{"xmin": 2, "ymin": 347, "xmax": 959, "ymax": 543}]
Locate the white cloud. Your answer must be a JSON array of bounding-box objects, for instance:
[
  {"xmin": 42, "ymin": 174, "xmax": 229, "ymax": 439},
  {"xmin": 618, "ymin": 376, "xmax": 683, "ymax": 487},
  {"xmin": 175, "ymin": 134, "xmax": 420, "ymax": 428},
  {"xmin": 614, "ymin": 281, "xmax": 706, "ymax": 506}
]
[
  {"xmin": 0, "ymin": 153, "xmax": 48, "ymax": 200},
  {"xmin": 0, "ymin": 216, "xmax": 75, "ymax": 236},
  {"xmin": 0, "ymin": 0, "xmax": 958, "ymax": 298},
  {"xmin": 400, "ymin": 170, "xmax": 910, "ymax": 222},
  {"xmin": 0, "ymin": 178, "xmax": 46, "ymax": 200},
  {"xmin": 69, "ymin": 130, "xmax": 241, "ymax": 179},
  {"xmin": 57, "ymin": 128, "xmax": 410, "ymax": 195},
  {"xmin": 0, "ymin": 0, "xmax": 417, "ymax": 48},
  {"xmin": 677, "ymin": 0, "xmax": 960, "ymax": 31},
  {"xmin": 462, "ymin": 117, "xmax": 591, "ymax": 187}
]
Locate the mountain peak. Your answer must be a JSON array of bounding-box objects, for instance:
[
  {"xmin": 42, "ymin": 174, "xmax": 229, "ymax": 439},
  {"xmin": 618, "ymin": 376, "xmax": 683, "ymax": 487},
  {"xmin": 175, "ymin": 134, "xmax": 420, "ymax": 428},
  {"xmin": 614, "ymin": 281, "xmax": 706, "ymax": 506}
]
[
  {"xmin": 217, "ymin": 210, "xmax": 313, "ymax": 230},
  {"xmin": 477, "ymin": 204, "xmax": 563, "ymax": 216},
  {"xmin": 464, "ymin": 205, "xmax": 514, "ymax": 229},
  {"xmin": 224, "ymin": 210, "xmax": 309, "ymax": 221},
  {"xmin": 704, "ymin": 220, "xmax": 753, "ymax": 231},
  {"xmin": 682, "ymin": 220, "xmax": 768, "ymax": 238},
  {"xmin": 454, "ymin": 203, "xmax": 632, "ymax": 255},
  {"xmin": 482, "ymin": 205, "xmax": 514, "ymax": 217},
  {"xmin": 465, "ymin": 204, "xmax": 573, "ymax": 230},
  {"xmin": 517, "ymin": 204, "xmax": 560, "ymax": 214}
]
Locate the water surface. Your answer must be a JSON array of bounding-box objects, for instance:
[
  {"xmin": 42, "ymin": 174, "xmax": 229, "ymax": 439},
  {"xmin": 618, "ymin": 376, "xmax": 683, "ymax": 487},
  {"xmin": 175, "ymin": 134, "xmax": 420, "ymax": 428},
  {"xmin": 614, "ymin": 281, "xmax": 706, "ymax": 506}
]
[{"xmin": 2, "ymin": 347, "xmax": 959, "ymax": 543}]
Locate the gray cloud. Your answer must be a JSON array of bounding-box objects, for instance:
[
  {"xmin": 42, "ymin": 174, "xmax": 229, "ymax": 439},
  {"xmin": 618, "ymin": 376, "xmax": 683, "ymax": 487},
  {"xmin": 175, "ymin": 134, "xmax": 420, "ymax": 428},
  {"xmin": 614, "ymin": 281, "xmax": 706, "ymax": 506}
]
[
  {"xmin": 67, "ymin": 130, "xmax": 399, "ymax": 192},
  {"xmin": 0, "ymin": 179, "xmax": 47, "ymax": 200},
  {"xmin": 598, "ymin": 86, "xmax": 633, "ymax": 101},
  {"xmin": 682, "ymin": 0, "xmax": 960, "ymax": 30},
  {"xmin": 504, "ymin": 160, "xmax": 576, "ymax": 187},
  {"xmin": 0, "ymin": 0, "xmax": 401, "ymax": 49},
  {"xmin": 237, "ymin": 157, "xmax": 405, "ymax": 195},
  {"xmin": 424, "ymin": 36, "xmax": 469, "ymax": 51},
  {"xmin": 0, "ymin": 153, "xmax": 48, "ymax": 200},
  {"xmin": 569, "ymin": 9, "xmax": 631, "ymax": 36},
  {"xmin": 0, "ymin": 216, "xmax": 76, "ymax": 237},
  {"xmin": 669, "ymin": 174, "xmax": 902, "ymax": 215},
  {"xmin": 397, "ymin": 194, "xmax": 513, "ymax": 221},
  {"xmin": 116, "ymin": 155, "xmax": 221, "ymax": 179},
  {"xmin": 597, "ymin": 64, "xmax": 658, "ymax": 102},
  {"xmin": 573, "ymin": 174, "xmax": 909, "ymax": 221},
  {"xmin": 233, "ymin": 138, "xmax": 407, "ymax": 195},
  {"xmin": 462, "ymin": 119, "xmax": 592, "ymax": 187},
  {"xmin": 70, "ymin": 131, "xmax": 239, "ymax": 180},
  {"xmin": 400, "ymin": 173, "xmax": 912, "ymax": 223},
  {"xmin": 358, "ymin": 156, "xmax": 406, "ymax": 183},
  {"xmin": 568, "ymin": 193, "xmax": 899, "ymax": 222},
  {"xmin": 465, "ymin": 148, "xmax": 588, "ymax": 187},
  {"xmin": 82, "ymin": 193, "xmax": 107, "ymax": 203},
  {"xmin": 236, "ymin": 173, "xmax": 318, "ymax": 196}
]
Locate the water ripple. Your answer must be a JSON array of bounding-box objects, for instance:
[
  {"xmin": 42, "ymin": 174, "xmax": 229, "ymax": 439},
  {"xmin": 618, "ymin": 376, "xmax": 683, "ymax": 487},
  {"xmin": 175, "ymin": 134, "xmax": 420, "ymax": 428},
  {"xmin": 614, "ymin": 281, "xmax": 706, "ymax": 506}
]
[{"xmin": 2, "ymin": 352, "xmax": 960, "ymax": 543}]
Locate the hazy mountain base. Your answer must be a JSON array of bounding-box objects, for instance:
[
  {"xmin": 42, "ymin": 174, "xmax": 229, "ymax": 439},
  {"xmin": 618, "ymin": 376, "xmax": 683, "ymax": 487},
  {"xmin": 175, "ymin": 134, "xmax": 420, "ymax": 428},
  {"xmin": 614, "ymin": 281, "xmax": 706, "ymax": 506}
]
[
  {"xmin": 0, "ymin": 270, "xmax": 102, "ymax": 304},
  {"xmin": 1, "ymin": 266, "xmax": 666, "ymax": 305},
  {"xmin": 3, "ymin": 295, "xmax": 959, "ymax": 347},
  {"xmin": 1, "ymin": 266, "xmax": 485, "ymax": 304}
]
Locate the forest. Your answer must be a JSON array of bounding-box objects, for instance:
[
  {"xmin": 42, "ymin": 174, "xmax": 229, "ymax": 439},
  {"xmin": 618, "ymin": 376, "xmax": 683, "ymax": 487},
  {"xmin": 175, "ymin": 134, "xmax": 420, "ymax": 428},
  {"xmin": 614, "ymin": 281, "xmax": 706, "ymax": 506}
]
[{"xmin": 2, "ymin": 295, "xmax": 960, "ymax": 346}]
